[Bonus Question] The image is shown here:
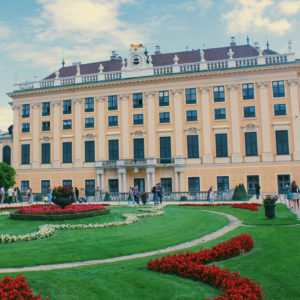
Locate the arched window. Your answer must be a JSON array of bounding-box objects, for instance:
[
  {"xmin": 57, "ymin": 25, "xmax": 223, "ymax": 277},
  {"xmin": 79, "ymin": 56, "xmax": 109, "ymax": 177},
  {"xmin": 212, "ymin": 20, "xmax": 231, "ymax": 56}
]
[{"xmin": 3, "ymin": 146, "xmax": 11, "ymax": 165}]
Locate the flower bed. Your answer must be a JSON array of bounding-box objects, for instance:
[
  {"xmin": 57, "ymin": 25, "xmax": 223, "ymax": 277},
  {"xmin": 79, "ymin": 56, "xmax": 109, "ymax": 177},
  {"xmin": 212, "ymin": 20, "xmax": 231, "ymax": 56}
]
[
  {"xmin": 179, "ymin": 203, "xmax": 261, "ymax": 211},
  {"xmin": 10, "ymin": 204, "xmax": 110, "ymax": 221},
  {"xmin": 147, "ymin": 234, "xmax": 263, "ymax": 300},
  {"xmin": 0, "ymin": 275, "xmax": 48, "ymax": 300}
]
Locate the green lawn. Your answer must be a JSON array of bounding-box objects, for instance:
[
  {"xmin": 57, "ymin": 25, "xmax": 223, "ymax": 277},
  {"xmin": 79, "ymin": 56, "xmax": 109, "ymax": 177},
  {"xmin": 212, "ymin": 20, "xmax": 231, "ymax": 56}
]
[{"xmin": 0, "ymin": 204, "xmax": 299, "ymax": 300}]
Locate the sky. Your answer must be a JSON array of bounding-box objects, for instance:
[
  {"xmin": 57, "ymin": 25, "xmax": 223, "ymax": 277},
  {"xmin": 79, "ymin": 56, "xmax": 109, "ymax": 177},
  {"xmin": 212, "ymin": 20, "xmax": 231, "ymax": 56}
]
[{"xmin": 0, "ymin": 0, "xmax": 300, "ymax": 131}]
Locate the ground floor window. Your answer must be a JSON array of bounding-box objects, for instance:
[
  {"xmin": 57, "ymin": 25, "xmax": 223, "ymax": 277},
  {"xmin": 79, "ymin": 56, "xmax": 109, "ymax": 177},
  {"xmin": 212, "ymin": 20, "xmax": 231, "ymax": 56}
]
[
  {"xmin": 85, "ymin": 179, "xmax": 95, "ymax": 196},
  {"xmin": 41, "ymin": 180, "xmax": 50, "ymax": 196},
  {"xmin": 188, "ymin": 177, "xmax": 200, "ymax": 192},
  {"xmin": 217, "ymin": 176, "xmax": 229, "ymax": 191},
  {"xmin": 277, "ymin": 174, "xmax": 290, "ymax": 194},
  {"xmin": 109, "ymin": 179, "xmax": 118, "ymax": 193},
  {"xmin": 62, "ymin": 180, "xmax": 72, "ymax": 187},
  {"xmin": 247, "ymin": 175, "xmax": 259, "ymax": 195},
  {"xmin": 21, "ymin": 180, "xmax": 29, "ymax": 194},
  {"xmin": 161, "ymin": 178, "xmax": 172, "ymax": 192}
]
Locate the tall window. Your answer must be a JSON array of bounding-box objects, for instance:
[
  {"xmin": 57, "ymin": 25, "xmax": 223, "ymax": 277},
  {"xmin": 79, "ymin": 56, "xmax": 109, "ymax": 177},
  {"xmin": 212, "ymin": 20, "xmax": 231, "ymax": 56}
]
[
  {"xmin": 63, "ymin": 119, "xmax": 72, "ymax": 130},
  {"xmin": 242, "ymin": 83, "xmax": 254, "ymax": 100},
  {"xmin": 42, "ymin": 102, "xmax": 50, "ymax": 116},
  {"xmin": 160, "ymin": 136, "xmax": 171, "ymax": 163},
  {"xmin": 215, "ymin": 133, "xmax": 228, "ymax": 157},
  {"xmin": 108, "ymin": 95, "xmax": 118, "ymax": 110},
  {"xmin": 108, "ymin": 116, "xmax": 118, "ymax": 126},
  {"xmin": 214, "ymin": 108, "xmax": 226, "ymax": 120},
  {"xmin": 62, "ymin": 180, "xmax": 72, "ymax": 187},
  {"xmin": 41, "ymin": 180, "xmax": 50, "ymax": 196},
  {"xmin": 85, "ymin": 179, "xmax": 95, "ymax": 196},
  {"xmin": 161, "ymin": 178, "xmax": 172, "ymax": 192},
  {"xmin": 159, "ymin": 90, "xmax": 169, "ymax": 106},
  {"xmin": 21, "ymin": 144, "xmax": 30, "ymax": 165},
  {"xmin": 2, "ymin": 146, "xmax": 11, "ymax": 165},
  {"xmin": 245, "ymin": 132, "xmax": 258, "ymax": 156},
  {"xmin": 188, "ymin": 177, "xmax": 200, "ymax": 192},
  {"xmin": 187, "ymin": 135, "xmax": 199, "ymax": 158},
  {"xmin": 243, "ymin": 106, "xmax": 256, "ymax": 118},
  {"xmin": 109, "ymin": 179, "xmax": 118, "ymax": 192},
  {"xmin": 85, "ymin": 117, "xmax": 94, "ymax": 128},
  {"xmin": 62, "ymin": 142, "xmax": 72, "ymax": 163},
  {"xmin": 85, "ymin": 97, "xmax": 94, "ymax": 112},
  {"xmin": 21, "ymin": 180, "xmax": 29, "ymax": 193},
  {"xmin": 42, "ymin": 121, "xmax": 50, "ymax": 131},
  {"xmin": 159, "ymin": 112, "xmax": 170, "ymax": 123},
  {"xmin": 41, "ymin": 143, "xmax": 51, "ymax": 164},
  {"xmin": 63, "ymin": 100, "xmax": 72, "ymax": 114},
  {"xmin": 272, "ymin": 81, "xmax": 285, "ymax": 97},
  {"xmin": 22, "ymin": 123, "xmax": 30, "ymax": 133},
  {"xmin": 274, "ymin": 104, "xmax": 286, "ymax": 116},
  {"xmin": 134, "ymin": 138, "xmax": 145, "ymax": 160},
  {"xmin": 185, "ymin": 88, "xmax": 196, "ymax": 104},
  {"xmin": 109, "ymin": 140, "xmax": 119, "ymax": 160},
  {"xmin": 217, "ymin": 176, "xmax": 229, "ymax": 191},
  {"xmin": 85, "ymin": 141, "xmax": 95, "ymax": 162},
  {"xmin": 133, "ymin": 114, "xmax": 143, "ymax": 125},
  {"xmin": 213, "ymin": 86, "xmax": 225, "ymax": 102},
  {"xmin": 133, "ymin": 93, "xmax": 143, "ymax": 108},
  {"xmin": 275, "ymin": 130, "xmax": 289, "ymax": 155},
  {"xmin": 186, "ymin": 110, "xmax": 198, "ymax": 121},
  {"xmin": 22, "ymin": 104, "xmax": 30, "ymax": 118}
]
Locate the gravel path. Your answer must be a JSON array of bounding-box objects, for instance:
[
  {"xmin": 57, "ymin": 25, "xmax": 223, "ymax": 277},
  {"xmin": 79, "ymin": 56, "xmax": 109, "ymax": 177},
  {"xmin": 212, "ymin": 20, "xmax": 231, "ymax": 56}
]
[{"xmin": 0, "ymin": 210, "xmax": 241, "ymax": 274}]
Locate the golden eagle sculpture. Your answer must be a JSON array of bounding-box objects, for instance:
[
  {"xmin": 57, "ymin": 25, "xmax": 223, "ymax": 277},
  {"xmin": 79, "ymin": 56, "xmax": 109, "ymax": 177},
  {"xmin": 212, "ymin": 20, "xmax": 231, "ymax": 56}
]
[{"xmin": 130, "ymin": 44, "xmax": 143, "ymax": 51}]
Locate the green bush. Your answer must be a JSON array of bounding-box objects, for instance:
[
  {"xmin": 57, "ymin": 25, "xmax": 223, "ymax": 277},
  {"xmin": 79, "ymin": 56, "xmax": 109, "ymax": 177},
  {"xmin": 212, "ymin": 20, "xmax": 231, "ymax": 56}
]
[
  {"xmin": 180, "ymin": 196, "xmax": 187, "ymax": 201},
  {"xmin": 10, "ymin": 208, "xmax": 110, "ymax": 221},
  {"xmin": 104, "ymin": 192, "xmax": 111, "ymax": 201},
  {"xmin": 232, "ymin": 184, "xmax": 248, "ymax": 200}
]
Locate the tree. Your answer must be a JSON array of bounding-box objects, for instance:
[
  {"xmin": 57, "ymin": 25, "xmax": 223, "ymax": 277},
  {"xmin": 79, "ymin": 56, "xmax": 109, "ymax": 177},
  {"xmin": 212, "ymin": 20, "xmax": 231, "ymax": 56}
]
[{"xmin": 0, "ymin": 162, "xmax": 16, "ymax": 191}]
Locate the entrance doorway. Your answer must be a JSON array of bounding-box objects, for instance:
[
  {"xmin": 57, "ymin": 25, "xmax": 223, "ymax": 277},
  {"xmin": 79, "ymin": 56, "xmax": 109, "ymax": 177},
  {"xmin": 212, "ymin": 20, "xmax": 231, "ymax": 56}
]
[
  {"xmin": 134, "ymin": 178, "xmax": 145, "ymax": 193},
  {"xmin": 277, "ymin": 174, "xmax": 290, "ymax": 194},
  {"xmin": 247, "ymin": 175, "xmax": 259, "ymax": 195}
]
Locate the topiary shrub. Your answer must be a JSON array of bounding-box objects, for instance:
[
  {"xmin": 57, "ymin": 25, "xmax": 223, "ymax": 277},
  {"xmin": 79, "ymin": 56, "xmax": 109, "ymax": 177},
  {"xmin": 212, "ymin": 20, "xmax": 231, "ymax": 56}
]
[
  {"xmin": 104, "ymin": 192, "xmax": 111, "ymax": 201},
  {"xmin": 232, "ymin": 184, "xmax": 248, "ymax": 200},
  {"xmin": 180, "ymin": 195, "xmax": 187, "ymax": 201}
]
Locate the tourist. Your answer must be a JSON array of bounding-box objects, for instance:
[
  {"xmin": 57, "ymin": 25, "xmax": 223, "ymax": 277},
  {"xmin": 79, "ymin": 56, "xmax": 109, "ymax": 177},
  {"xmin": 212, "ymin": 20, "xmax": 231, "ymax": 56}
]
[
  {"xmin": 75, "ymin": 187, "xmax": 79, "ymax": 203},
  {"xmin": 28, "ymin": 187, "xmax": 34, "ymax": 204},
  {"xmin": 255, "ymin": 184, "xmax": 260, "ymax": 199},
  {"xmin": 0, "ymin": 186, "xmax": 5, "ymax": 204},
  {"xmin": 157, "ymin": 183, "xmax": 164, "ymax": 204},
  {"xmin": 291, "ymin": 181, "xmax": 299, "ymax": 210},
  {"xmin": 14, "ymin": 187, "xmax": 20, "ymax": 202},
  {"xmin": 47, "ymin": 186, "xmax": 52, "ymax": 204},
  {"xmin": 284, "ymin": 183, "xmax": 291, "ymax": 207},
  {"xmin": 7, "ymin": 187, "xmax": 13, "ymax": 203},
  {"xmin": 208, "ymin": 185, "xmax": 214, "ymax": 204},
  {"xmin": 133, "ymin": 185, "xmax": 140, "ymax": 204},
  {"xmin": 128, "ymin": 187, "xmax": 135, "ymax": 205},
  {"xmin": 152, "ymin": 184, "xmax": 159, "ymax": 204}
]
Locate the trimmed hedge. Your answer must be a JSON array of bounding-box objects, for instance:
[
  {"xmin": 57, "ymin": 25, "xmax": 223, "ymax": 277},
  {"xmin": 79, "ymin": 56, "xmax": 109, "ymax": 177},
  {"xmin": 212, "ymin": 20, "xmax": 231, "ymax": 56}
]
[
  {"xmin": 232, "ymin": 183, "xmax": 248, "ymax": 200},
  {"xmin": 10, "ymin": 208, "xmax": 110, "ymax": 221}
]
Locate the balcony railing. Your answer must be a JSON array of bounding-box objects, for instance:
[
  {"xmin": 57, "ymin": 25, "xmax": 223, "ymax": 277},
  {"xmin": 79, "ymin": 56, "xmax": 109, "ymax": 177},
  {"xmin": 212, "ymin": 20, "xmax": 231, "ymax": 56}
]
[{"xmin": 14, "ymin": 52, "xmax": 295, "ymax": 91}]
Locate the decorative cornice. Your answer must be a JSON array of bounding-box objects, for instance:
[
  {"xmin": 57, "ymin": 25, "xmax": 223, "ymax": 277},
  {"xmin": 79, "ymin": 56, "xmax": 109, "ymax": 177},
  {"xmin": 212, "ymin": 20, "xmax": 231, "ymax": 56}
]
[
  {"xmin": 131, "ymin": 130, "xmax": 145, "ymax": 137},
  {"xmin": 53, "ymin": 101, "xmax": 60, "ymax": 107},
  {"xmin": 199, "ymin": 86, "xmax": 210, "ymax": 94},
  {"xmin": 74, "ymin": 98, "xmax": 82, "ymax": 104},
  {"xmin": 84, "ymin": 133, "xmax": 95, "ymax": 140},
  {"xmin": 287, "ymin": 79, "xmax": 299, "ymax": 87},
  {"xmin": 41, "ymin": 136, "xmax": 52, "ymax": 142},
  {"xmin": 32, "ymin": 103, "xmax": 40, "ymax": 109},
  {"xmin": 242, "ymin": 123, "xmax": 258, "ymax": 132},
  {"xmin": 120, "ymin": 94, "xmax": 129, "ymax": 101},
  {"xmin": 228, "ymin": 84, "xmax": 238, "ymax": 91},
  {"xmin": 184, "ymin": 127, "xmax": 200, "ymax": 135},
  {"xmin": 172, "ymin": 89, "xmax": 183, "ymax": 96},
  {"xmin": 11, "ymin": 105, "xmax": 20, "ymax": 111},
  {"xmin": 145, "ymin": 91, "xmax": 155, "ymax": 98},
  {"xmin": 96, "ymin": 96, "xmax": 105, "ymax": 103}
]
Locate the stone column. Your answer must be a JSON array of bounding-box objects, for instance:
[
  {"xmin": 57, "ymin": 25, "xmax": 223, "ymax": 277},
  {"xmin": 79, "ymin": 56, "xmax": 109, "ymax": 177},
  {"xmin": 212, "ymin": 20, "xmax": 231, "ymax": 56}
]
[
  {"xmin": 199, "ymin": 87, "xmax": 213, "ymax": 163},
  {"xmin": 32, "ymin": 103, "xmax": 40, "ymax": 168},
  {"xmin": 145, "ymin": 92, "xmax": 156, "ymax": 158},
  {"xmin": 101, "ymin": 170, "xmax": 105, "ymax": 192},
  {"xmin": 228, "ymin": 85, "xmax": 242, "ymax": 162},
  {"xmin": 258, "ymin": 82, "xmax": 273, "ymax": 161},
  {"xmin": 53, "ymin": 101, "xmax": 61, "ymax": 168},
  {"xmin": 118, "ymin": 171, "xmax": 122, "ymax": 193},
  {"xmin": 120, "ymin": 94, "xmax": 130, "ymax": 159},
  {"xmin": 151, "ymin": 171, "xmax": 156, "ymax": 188},
  {"xmin": 288, "ymin": 80, "xmax": 300, "ymax": 160},
  {"xmin": 179, "ymin": 171, "xmax": 183, "ymax": 192},
  {"xmin": 173, "ymin": 89, "xmax": 183, "ymax": 157},
  {"xmin": 123, "ymin": 171, "xmax": 127, "ymax": 194},
  {"xmin": 174, "ymin": 171, "xmax": 178, "ymax": 192},
  {"xmin": 74, "ymin": 98, "xmax": 82, "ymax": 167},
  {"xmin": 146, "ymin": 169, "xmax": 151, "ymax": 192},
  {"xmin": 96, "ymin": 96, "xmax": 106, "ymax": 160},
  {"xmin": 12, "ymin": 105, "xmax": 20, "ymax": 168}
]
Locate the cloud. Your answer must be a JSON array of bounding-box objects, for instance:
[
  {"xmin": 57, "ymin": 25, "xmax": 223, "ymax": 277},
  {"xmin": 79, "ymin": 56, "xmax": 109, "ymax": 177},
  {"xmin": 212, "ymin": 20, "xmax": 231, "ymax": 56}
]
[
  {"xmin": 0, "ymin": 22, "xmax": 11, "ymax": 40},
  {"xmin": 0, "ymin": 106, "xmax": 13, "ymax": 132},
  {"xmin": 222, "ymin": 0, "xmax": 292, "ymax": 35},
  {"xmin": 174, "ymin": 0, "xmax": 213, "ymax": 13},
  {"xmin": 278, "ymin": 0, "xmax": 300, "ymax": 15}
]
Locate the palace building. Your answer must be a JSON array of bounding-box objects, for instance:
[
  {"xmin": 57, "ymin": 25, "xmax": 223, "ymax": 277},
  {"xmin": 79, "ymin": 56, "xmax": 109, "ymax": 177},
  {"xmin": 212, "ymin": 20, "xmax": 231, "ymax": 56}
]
[{"xmin": 3, "ymin": 38, "xmax": 300, "ymax": 197}]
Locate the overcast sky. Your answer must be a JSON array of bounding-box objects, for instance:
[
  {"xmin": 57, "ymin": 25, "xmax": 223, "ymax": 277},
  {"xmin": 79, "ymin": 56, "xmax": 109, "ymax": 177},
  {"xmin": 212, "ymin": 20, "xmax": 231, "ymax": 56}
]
[{"xmin": 0, "ymin": 0, "xmax": 300, "ymax": 131}]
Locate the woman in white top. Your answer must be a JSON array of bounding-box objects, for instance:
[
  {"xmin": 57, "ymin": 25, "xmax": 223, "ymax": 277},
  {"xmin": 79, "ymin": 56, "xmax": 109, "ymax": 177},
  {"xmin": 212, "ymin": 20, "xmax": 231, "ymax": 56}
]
[{"xmin": 209, "ymin": 186, "xmax": 215, "ymax": 204}]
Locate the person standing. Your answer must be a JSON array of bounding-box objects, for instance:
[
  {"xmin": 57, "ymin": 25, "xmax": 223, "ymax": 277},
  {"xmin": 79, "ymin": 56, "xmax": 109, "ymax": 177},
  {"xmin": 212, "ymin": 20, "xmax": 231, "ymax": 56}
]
[
  {"xmin": 157, "ymin": 183, "xmax": 164, "ymax": 204},
  {"xmin": 7, "ymin": 187, "xmax": 14, "ymax": 204},
  {"xmin": 47, "ymin": 186, "xmax": 52, "ymax": 204},
  {"xmin": 0, "ymin": 186, "xmax": 5, "ymax": 204},
  {"xmin": 75, "ymin": 187, "xmax": 79, "ymax": 203},
  {"xmin": 255, "ymin": 184, "xmax": 261, "ymax": 199},
  {"xmin": 28, "ymin": 187, "xmax": 34, "ymax": 204},
  {"xmin": 208, "ymin": 185, "xmax": 214, "ymax": 204},
  {"xmin": 128, "ymin": 187, "xmax": 135, "ymax": 205},
  {"xmin": 284, "ymin": 183, "xmax": 291, "ymax": 208},
  {"xmin": 152, "ymin": 184, "xmax": 159, "ymax": 204},
  {"xmin": 291, "ymin": 181, "xmax": 299, "ymax": 210},
  {"xmin": 133, "ymin": 185, "xmax": 140, "ymax": 204},
  {"xmin": 14, "ymin": 187, "xmax": 19, "ymax": 202}
]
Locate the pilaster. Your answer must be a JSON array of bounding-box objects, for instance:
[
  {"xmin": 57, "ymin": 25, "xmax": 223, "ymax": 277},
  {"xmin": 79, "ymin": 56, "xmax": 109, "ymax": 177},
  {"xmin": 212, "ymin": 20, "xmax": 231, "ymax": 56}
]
[
  {"xmin": 53, "ymin": 100, "xmax": 61, "ymax": 168},
  {"xmin": 120, "ymin": 94, "xmax": 130, "ymax": 159},
  {"xmin": 96, "ymin": 96, "xmax": 106, "ymax": 160},
  {"xmin": 172, "ymin": 89, "xmax": 183, "ymax": 157},
  {"xmin": 74, "ymin": 98, "xmax": 82, "ymax": 167},
  {"xmin": 12, "ymin": 105, "xmax": 20, "ymax": 168},
  {"xmin": 145, "ymin": 91, "xmax": 156, "ymax": 159},
  {"xmin": 32, "ymin": 103, "xmax": 40, "ymax": 168}
]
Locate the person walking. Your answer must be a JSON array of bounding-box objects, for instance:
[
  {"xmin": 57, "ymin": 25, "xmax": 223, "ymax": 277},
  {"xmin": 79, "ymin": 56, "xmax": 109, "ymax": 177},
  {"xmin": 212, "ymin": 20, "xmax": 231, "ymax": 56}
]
[
  {"xmin": 14, "ymin": 187, "xmax": 19, "ymax": 202},
  {"xmin": 128, "ymin": 187, "xmax": 135, "ymax": 205},
  {"xmin": 291, "ymin": 181, "xmax": 299, "ymax": 210},
  {"xmin": 208, "ymin": 185, "xmax": 214, "ymax": 204},
  {"xmin": 28, "ymin": 187, "xmax": 34, "ymax": 204},
  {"xmin": 47, "ymin": 186, "xmax": 52, "ymax": 204},
  {"xmin": 156, "ymin": 183, "xmax": 164, "ymax": 204},
  {"xmin": 133, "ymin": 185, "xmax": 140, "ymax": 204},
  {"xmin": 0, "ymin": 186, "xmax": 5, "ymax": 204},
  {"xmin": 284, "ymin": 183, "xmax": 291, "ymax": 208},
  {"xmin": 255, "ymin": 184, "xmax": 261, "ymax": 200},
  {"xmin": 152, "ymin": 184, "xmax": 159, "ymax": 204},
  {"xmin": 74, "ymin": 187, "xmax": 79, "ymax": 203},
  {"xmin": 7, "ymin": 187, "xmax": 14, "ymax": 204}
]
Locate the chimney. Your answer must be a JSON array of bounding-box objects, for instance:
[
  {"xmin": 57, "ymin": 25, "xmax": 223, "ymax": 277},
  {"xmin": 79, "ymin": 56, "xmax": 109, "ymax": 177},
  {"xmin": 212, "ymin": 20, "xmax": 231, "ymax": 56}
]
[
  {"xmin": 230, "ymin": 36, "xmax": 236, "ymax": 47},
  {"xmin": 155, "ymin": 45, "xmax": 161, "ymax": 55}
]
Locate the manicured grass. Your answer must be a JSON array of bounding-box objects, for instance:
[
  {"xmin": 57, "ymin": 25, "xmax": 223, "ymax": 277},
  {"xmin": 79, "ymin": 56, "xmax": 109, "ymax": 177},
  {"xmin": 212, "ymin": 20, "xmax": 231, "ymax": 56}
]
[
  {"xmin": 0, "ymin": 206, "xmax": 228, "ymax": 268},
  {"xmin": 1, "ymin": 204, "xmax": 299, "ymax": 299}
]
